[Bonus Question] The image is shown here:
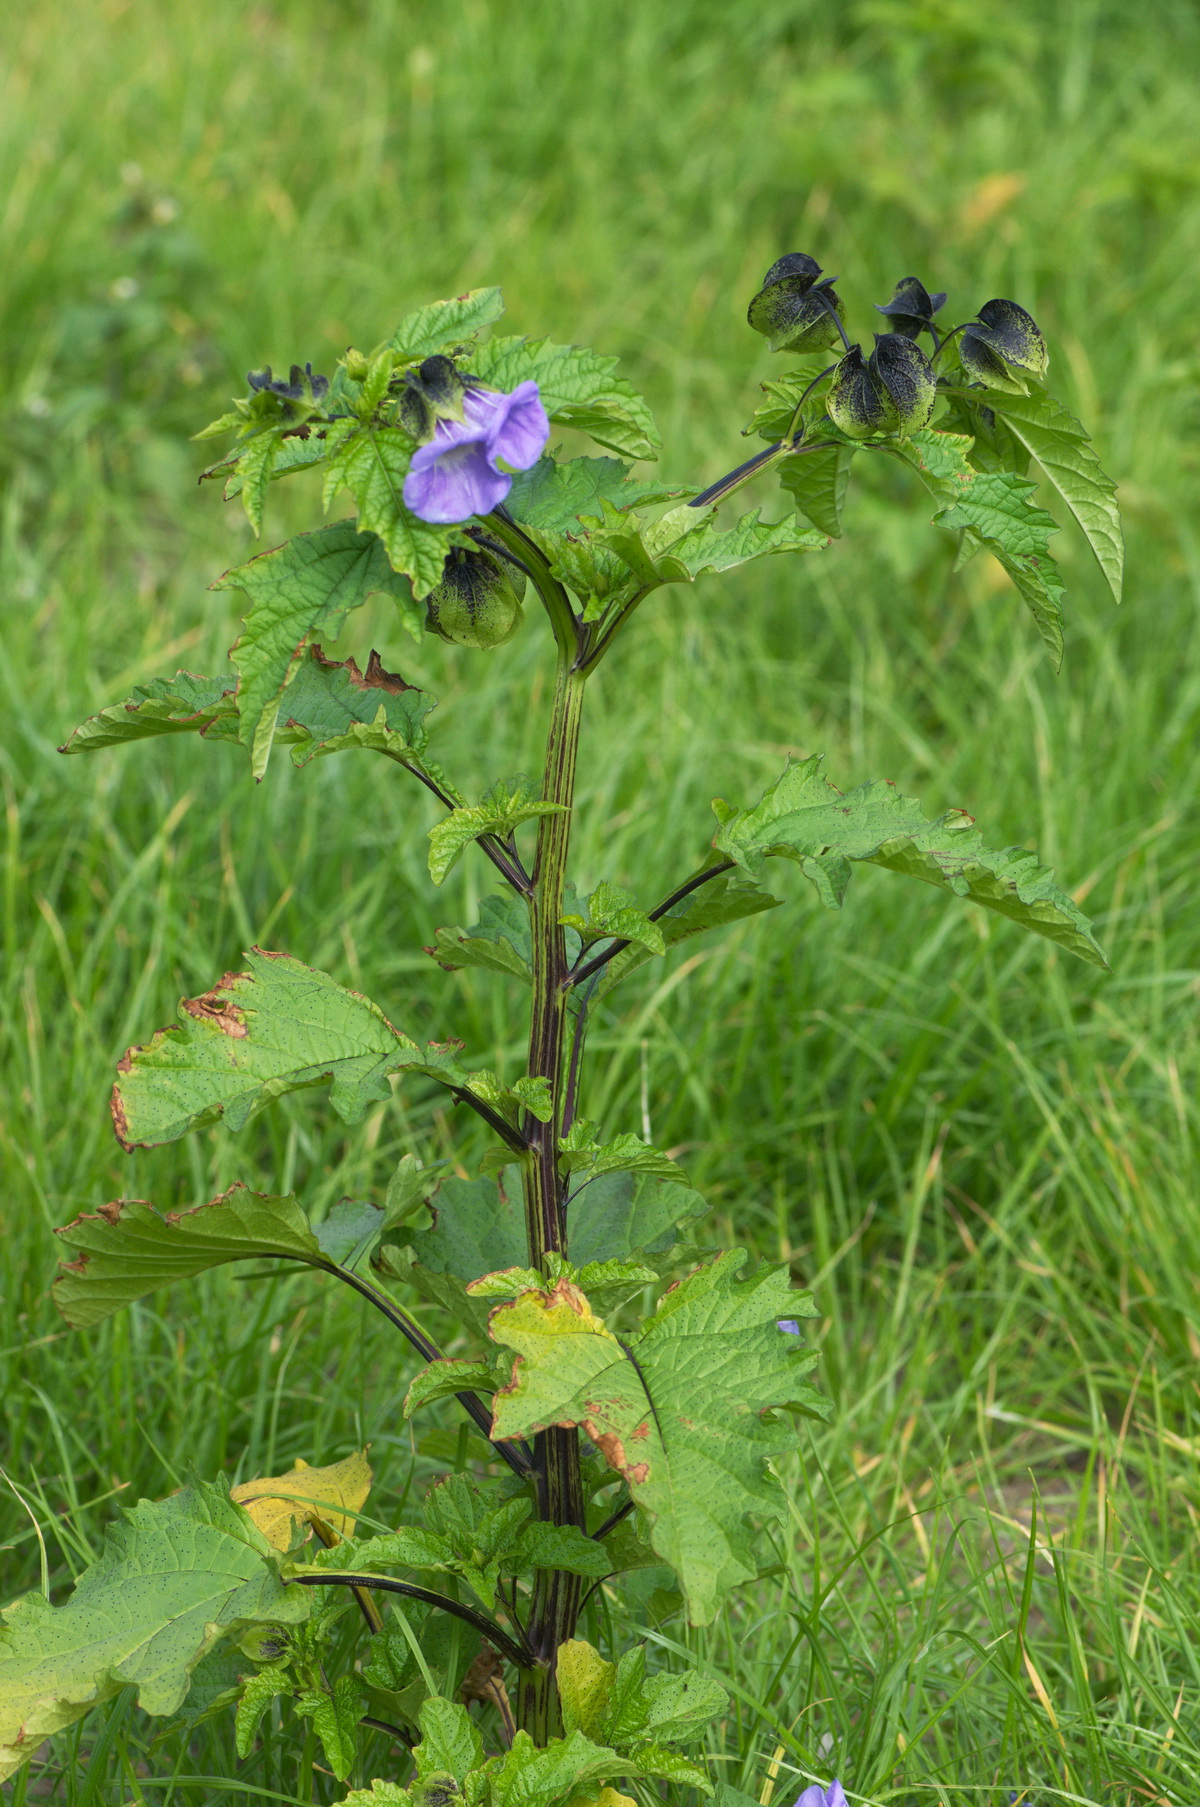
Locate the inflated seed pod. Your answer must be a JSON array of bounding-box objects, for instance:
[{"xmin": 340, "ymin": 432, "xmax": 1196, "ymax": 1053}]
[
  {"xmin": 423, "ymin": 546, "xmax": 525, "ymax": 650},
  {"xmin": 826, "ymin": 333, "xmax": 936, "ymax": 438},
  {"xmin": 874, "ymin": 276, "xmax": 947, "ymax": 340},
  {"xmin": 959, "ymin": 299, "xmax": 1048, "ymax": 393},
  {"xmin": 747, "ymin": 251, "xmax": 846, "ymax": 355}
]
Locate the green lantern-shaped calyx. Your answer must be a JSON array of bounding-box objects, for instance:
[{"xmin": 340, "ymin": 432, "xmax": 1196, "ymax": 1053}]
[
  {"xmin": 874, "ymin": 276, "xmax": 946, "ymax": 340},
  {"xmin": 399, "ymin": 354, "xmax": 468, "ymax": 439},
  {"xmin": 423, "ymin": 545, "xmax": 526, "ymax": 649},
  {"xmin": 748, "ymin": 251, "xmax": 846, "ymax": 355},
  {"xmin": 827, "ymin": 333, "xmax": 936, "ymax": 438},
  {"xmin": 959, "ymin": 298, "xmax": 1048, "ymax": 394}
]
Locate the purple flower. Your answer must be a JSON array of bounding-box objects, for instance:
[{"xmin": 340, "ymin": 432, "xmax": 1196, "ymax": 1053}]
[
  {"xmin": 777, "ymin": 1319, "xmax": 801, "ymax": 1335},
  {"xmin": 403, "ymin": 381, "xmax": 549, "ymax": 524},
  {"xmin": 795, "ymin": 1783, "xmax": 847, "ymax": 1807}
]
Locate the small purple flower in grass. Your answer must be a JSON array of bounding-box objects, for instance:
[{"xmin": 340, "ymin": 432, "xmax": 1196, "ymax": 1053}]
[
  {"xmin": 777, "ymin": 1319, "xmax": 802, "ymax": 1336},
  {"xmin": 794, "ymin": 1782, "xmax": 847, "ymax": 1807},
  {"xmin": 403, "ymin": 381, "xmax": 549, "ymax": 524}
]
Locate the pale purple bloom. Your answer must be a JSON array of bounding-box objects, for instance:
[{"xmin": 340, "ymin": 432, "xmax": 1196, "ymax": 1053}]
[
  {"xmin": 795, "ymin": 1782, "xmax": 847, "ymax": 1807},
  {"xmin": 403, "ymin": 381, "xmax": 549, "ymax": 524},
  {"xmin": 778, "ymin": 1319, "xmax": 801, "ymax": 1335}
]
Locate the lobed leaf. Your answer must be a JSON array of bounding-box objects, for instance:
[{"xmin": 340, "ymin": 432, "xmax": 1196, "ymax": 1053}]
[
  {"xmin": 777, "ymin": 442, "xmax": 856, "ymax": 538},
  {"xmin": 213, "ymin": 522, "xmax": 415, "ymax": 776},
  {"xmin": 391, "ymin": 287, "xmax": 506, "ymax": 361},
  {"xmin": 562, "ymin": 881, "xmax": 665, "ymax": 956},
  {"xmin": 53, "ymin": 1185, "xmax": 322, "ymax": 1328},
  {"xmin": 712, "ymin": 753, "xmax": 1106, "ymax": 967},
  {"xmin": 984, "ymin": 388, "xmax": 1123, "ymax": 603},
  {"xmin": 466, "ymin": 336, "xmax": 661, "ymax": 461},
  {"xmin": 0, "ymin": 1481, "xmax": 308, "ymax": 1781},
  {"xmin": 895, "ymin": 428, "xmax": 1065, "ymax": 666},
  {"xmin": 323, "ymin": 426, "xmax": 456, "ymax": 596},
  {"xmin": 489, "ymin": 1252, "xmax": 826, "ymax": 1623},
  {"xmin": 110, "ymin": 948, "xmax": 475, "ymax": 1149},
  {"xmin": 59, "ymin": 672, "xmax": 239, "ymax": 754},
  {"xmin": 231, "ymin": 1450, "xmax": 372, "ymax": 1550},
  {"xmin": 428, "ymin": 779, "xmax": 566, "ymax": 885},
  {"xmin": 505, "ymin": 456, "xmax": 686, "ymax": 534},
  {"xmin": 558, "ymin": 1122, "xmax": 684, "ymax": 1183},
  {"xmin": 595, "ymin": 870, "xmax": 780, "ymax": 997}
]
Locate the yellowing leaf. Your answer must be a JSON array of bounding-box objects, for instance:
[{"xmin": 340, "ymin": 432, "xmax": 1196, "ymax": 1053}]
[
  {"xmin": 232, "ymin": 1450, "xmax": 372, "ymax": 1550},
  {"xmin": 557, "ymin": 1638, "xmax": 615, "ymax": 1739},
  {"xmin": 566, "ymin": 1788, "xmax": 637, "ymax": 1807}
]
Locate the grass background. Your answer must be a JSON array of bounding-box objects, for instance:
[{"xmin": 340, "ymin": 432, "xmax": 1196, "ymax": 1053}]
[{"xmin": 2, "ymin": 0, "xmax": 1200, "ymax": 1800}]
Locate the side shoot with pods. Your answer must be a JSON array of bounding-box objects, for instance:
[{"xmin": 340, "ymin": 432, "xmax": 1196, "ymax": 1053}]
[{"xmin": 3, "ymin": 261, "xmax": 1121, "ymax": 1802}]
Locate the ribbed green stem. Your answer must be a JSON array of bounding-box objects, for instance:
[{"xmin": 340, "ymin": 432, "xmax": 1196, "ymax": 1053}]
[{"xmin": 516, "ymin": 654, "xmax": 587, "ymax": 1742}]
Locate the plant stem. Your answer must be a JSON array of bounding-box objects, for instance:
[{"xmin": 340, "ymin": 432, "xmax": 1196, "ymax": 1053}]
[
  {"xmin": 517, "ymin": 648, "xmax": 588, "ymax": 1741},
  {"xmin": 285, "ymin": 1573, "xmax": 531, "ymax": 1668}
]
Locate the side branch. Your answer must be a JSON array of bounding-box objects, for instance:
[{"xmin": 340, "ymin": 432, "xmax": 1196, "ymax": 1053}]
[
  {"xmin": 285, "ymin": 1572, "xmax": 533, "ymax": 1669},
  {"xmin": 301, "ymin": 1257, "xmax": 534, "ymax": 1478},
  {"xmin": 399, "ymin": 760, "xmax": 533, "ymax": 897},
  {"xmin": 568, "ymin": 859, "xmax": 736, "ymax": 989}
]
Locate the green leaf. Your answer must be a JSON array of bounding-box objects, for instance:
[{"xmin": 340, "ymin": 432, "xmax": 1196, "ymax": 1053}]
[
  {"xmin": 235, "ymin": 431, "xmax": 283, "ymax": 534},
  {"xmin": 296, "ymin": 1673, "xmax": 364, "ymax": 1781},
  {"xmin": 595, "ymin": 871, "xmax": 780, "ymax": 997},
  {"xmin": 600, "ymin": 502, "xmax": 826, "ymax": 589},
  {"xmin": 428, "ymin": 779, "xmax": 567, "ymax": 885},
  {"xmin": 510, "ymin": 1523, "xmax": 612, "ymax": 1582},
  {"xmin": 342, "ymin": 1783, "xmax": 411, "ymax": 1807},
  {"xmin": 323, "ymin": 436, "xmax": 449, "ymax": 583},
  {"xmin": 489, "ymin": 1252, "xmax": 826, "ymax": 1624},
  {"xmin": 234, "ymin": 1662, "xmax": 291, "ymax": 1758},
  {"xmin": 59, "ymin": 648, "xmax": 438, "ymax": 780},
  {"xmin": 426, "ymin": 893, "xmax": 534, "ymax": 981},
  {"xmin": 323, "ymin": 427, "xmax": 455, "ymax": 594},
  {"xmin": 487, "ymin": 1728, "xmax": 625, "ymax": 1807},
  {"xmin": 893, "ymin": 429, "xmax": 1065, "ymax": 666},
  {"xmin": 982, "ymin": 389, "xmax": 1123, "ymax": 603},
  {"xmin": 505, "ymin": 457, "xmax": 686, "ymax": 533},
  {"xmin": 408, "ymin": 1173, "xmax": 526, "ymax": 1283},
  {"xmin": 313, "ymin": 1197, "xmax": 389, "ymax": 1268},
  {"xmin": 213, "ymin": 522, "xmax": 415, "ymax": 777},
  {"xmin": 0, "ymin": 1481, "xmax": 308, "ymax": 1781},
  {"xmin": 274, "ymin": 645, "xmax": 435, "ymax": 764},
  {"xmin": 467, "ymin": 1253, "xmax": 658, "ymax": 1316},
  {"xmin": 467, "ymin": 337, "xmax": 661, "ymax": 461},
  {"xmin": 221, "ymin": 428, "xmax": 347, "ymax": 498},
  {"xmin": 111, "ymin": 948, "xmax": 474, "ymax": 1149},
  {"xmin": 580, "ymin": 1643, "xmax": 726, "ymax": 1748},
  {"xmin": 777, "ymin": 443, "xmax": 856, "ymax": 538},
  {"xmin": 713, "ymin": 753, "xmax": 1106, "ymax": 967},
  {"xmin": 414, "ymin": 1693, "xmax": 485, "ymax": 1780},
  {"xmin": 52, "ymin": 1185, "xmax": 322, "ymax": 1328},
  {"xmin": 391, "ymin": 288, "xmax": 505, "ymax": 361},
  {"xmin": 565, "ymin": 1173, "xmax": 710, "ymax": 1265},
  {"xmin": 59, "ymin": 672, "xmax": 240, "ymax": 755},
  {"xmin": 561, "ymin": 881, "xmax": 665, "ymax": 956},
  {"xmin": 559, "ymin": 1122, "xmax": 684, "ymax": 1183},
  {"xmin": 404, "ymin": 1358, "xmax": 498, "ymax": 1418},
  {"xmin": 312, "ymin": 1526, "xmax": 453, "ymax": 1574}
]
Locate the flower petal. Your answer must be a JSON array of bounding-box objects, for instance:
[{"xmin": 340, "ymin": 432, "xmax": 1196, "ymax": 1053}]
[
  {"xmin": 475, "ymin": 380, "xmax": 550, "ymax": 471},
  {"xmin": 403, "ymin": 439, "xmax": 512, "ymax": 524}
]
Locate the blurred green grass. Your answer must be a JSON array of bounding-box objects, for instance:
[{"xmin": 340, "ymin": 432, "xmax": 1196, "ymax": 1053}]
[{"xmin": 3, "ymin": 0, "xmax": 1200, "ymax": 1800}]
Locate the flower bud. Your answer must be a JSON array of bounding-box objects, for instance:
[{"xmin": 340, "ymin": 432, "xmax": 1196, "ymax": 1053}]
[
  {"xmin": 827, "ymin": 334, "xmax": 936, "ymax": 438},
  {"xmin": 747, "ymin": 251, "xmax": 846, "ymax": 355},
  {"xmin": 874, "ymin": 276, "xmax": 946, "ymax": 340},
  {"xmin": 959, "ymin": 298, "xmax": 1048, "ymax": 393},
  {"xmin": 423, "ymin": 546, "xmax": 525, "ymax": 650},
  {"xmin": 399, "ymin": 354, "xmax": 468, "ymax": 439}
]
